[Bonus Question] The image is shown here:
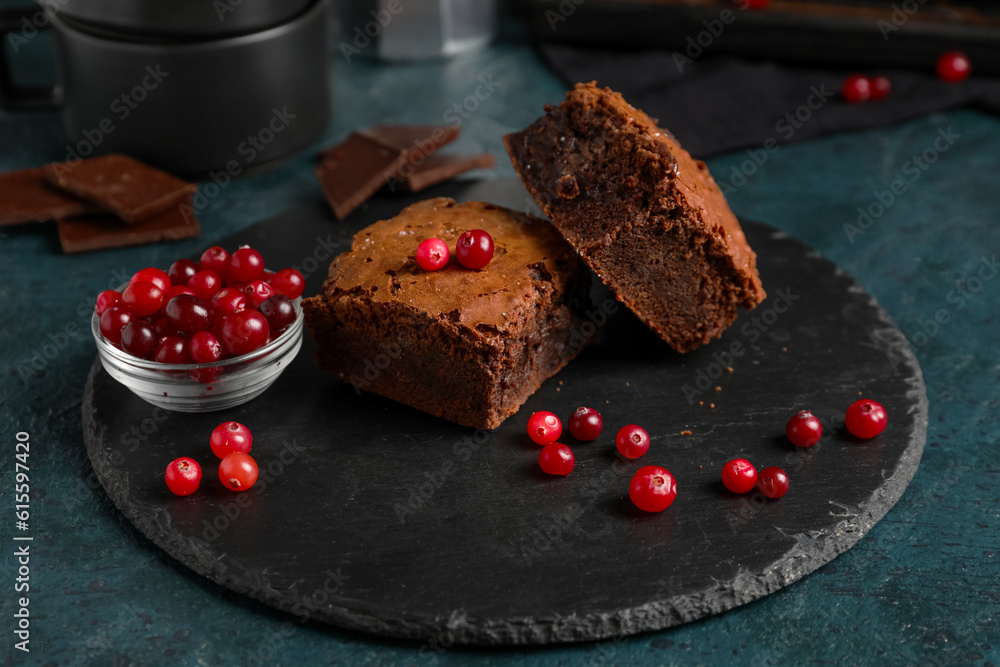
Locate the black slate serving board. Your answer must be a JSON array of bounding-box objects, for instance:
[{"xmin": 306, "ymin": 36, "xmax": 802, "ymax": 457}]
[{"xmin": 82, "ymin": 179, "xmax": 927, "ymax": 645}]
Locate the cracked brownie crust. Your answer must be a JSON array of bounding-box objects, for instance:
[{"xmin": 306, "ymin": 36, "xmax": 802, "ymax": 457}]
[
  {"xmin": 504, "ymin": 83, "xmax": 765, "ymax": 352},
  {"xmin": 302, "ymin": 198, "xmax": 590, "ymax": 429}
]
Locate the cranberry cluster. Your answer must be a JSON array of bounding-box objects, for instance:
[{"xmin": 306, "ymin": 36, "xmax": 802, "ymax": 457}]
[
  {"xmin": 165, "ymin": 421, "xmax": 259, "ymax": 496},
  {"xmin": 525, "ymin": 397, "xmax": 888, "ymax": 513},
  {"xmin": 842, "ymin": 52, "xmax": 971, "ymax": 103},
  {"xmin": 527, "ymin": 407, "xmax": 679, "ymax": 513},
  {"xmin": 415, "ymin": 229, "xmax": 495, "ymax": 272},
  {"xmin": 95, "ymin": 245, "xmax": 305, "ymax": 368}
]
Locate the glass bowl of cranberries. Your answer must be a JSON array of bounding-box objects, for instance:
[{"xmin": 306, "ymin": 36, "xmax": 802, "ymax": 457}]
[{"xmin": 90, "ymin": 245, "xmax": 306, "ymax": 412}]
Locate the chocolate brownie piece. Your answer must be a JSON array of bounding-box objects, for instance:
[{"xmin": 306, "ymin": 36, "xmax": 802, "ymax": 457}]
[
  {"xmin": 504, "ymin": 83, "xmax": 765, "ymax": 352},
  {"xmin": 303, "ymin": 198, "xmax": 589, "ymax": 429}
]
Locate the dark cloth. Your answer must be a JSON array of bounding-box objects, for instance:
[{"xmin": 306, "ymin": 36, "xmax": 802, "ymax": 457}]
[{"xmin": 540, "ymin": 44, "xmax": 1000, "ymax": 156}]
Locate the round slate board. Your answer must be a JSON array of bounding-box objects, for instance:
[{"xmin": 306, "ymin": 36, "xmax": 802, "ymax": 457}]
[{"xmin": 83, "ymin": 179, "xmax": 927, "ymax": 645}]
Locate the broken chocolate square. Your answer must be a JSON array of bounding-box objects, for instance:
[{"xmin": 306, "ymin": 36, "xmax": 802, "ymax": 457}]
[
  {"xmin": 57, "ymin": 201, "xmax": 200, "ymax": 253},
  {"xmin": 0, "ymin": 168, "xmax": 100, "ymax": 226},
  {"xmin": 43, "ymin": 154, "xmax": 197, "ymax": 224}
]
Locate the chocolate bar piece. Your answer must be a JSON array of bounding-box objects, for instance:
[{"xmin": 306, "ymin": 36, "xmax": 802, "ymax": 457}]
[
  {"xmin": 316, "ymin": 133, "xmax": 408, "ymax": 220},
  {"xmin": 356, "ymin": 124, "xmax": 459, "ymax": 162},
  {"xmin": 0, "ymin": 168, "xmax": 100, "ymax": 226},
  {"xmin": 57, "ymin": 201, "xmax": 200, "ymax": 254},
  {"xmin": 43, "ymin": 154, "xmax": 196, "ymax": 224},
  {"xmin": 317, "ymin": 125, "xmax": 461, "ymax": 220},
  {"xmin": 397, "ymin": 154, "xmax": 495, "ymax": 192}
]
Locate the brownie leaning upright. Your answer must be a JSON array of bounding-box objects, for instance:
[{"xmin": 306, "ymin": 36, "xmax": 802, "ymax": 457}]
[{"xmin": 504, "ymin": 83, "xmax": 766, "ymax": 352}]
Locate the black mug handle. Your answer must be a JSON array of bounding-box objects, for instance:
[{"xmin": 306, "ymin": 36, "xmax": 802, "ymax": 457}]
[{"xmin": 0, "ymin": 6, "xmax": 62, "ymax": 111}]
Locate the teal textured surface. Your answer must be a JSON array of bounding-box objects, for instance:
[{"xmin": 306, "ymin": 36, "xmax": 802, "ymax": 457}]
[{"xmin": 1, "ymin": 29, "xmax": 999, "ymax": 667}]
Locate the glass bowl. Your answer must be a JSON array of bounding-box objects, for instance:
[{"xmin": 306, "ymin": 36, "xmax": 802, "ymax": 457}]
[{"xmin": 91, "ymin": 300, "xmax": 303, "ymax": 412}]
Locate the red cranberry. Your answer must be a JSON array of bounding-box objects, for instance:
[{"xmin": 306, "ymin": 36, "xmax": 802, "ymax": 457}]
[
  {"xmin": 120, "ymin": 320, "xmax": 157, "ymax": 359},
  {"xmin": 163, "ymin": 285, "xmax": 196, "ymax": 308},
  {"xmin": 527, "ymin": 411, "xmax": 562, "ymax": 445},
  {"xmin": 227, "ymin": 246, "xmax": 265, "ymax": 284},
  {"xmin": 721, "ymin": 459, "xmax": 757, "ymax": 494},
  {"xmin": 270, "ymin": 268, "xmax": 305, "ymax": 299},
  {"xmin": 615, "ymin": 424, "xmax": 650, "ymax": 459},
  {"xmin": 937, "ymin": 51, "xmax": 970, "ymax": 83},
  {"xmin": 210, "ymin": 421, "xmax": 253, "ymax": 459},
  {"xmin": 243, "ymin": 280, "xmax": 275, "ymax": 310},
  {"xmin": 845, "ymin": 399, "xmax": 887, "ymax": 439},
  {"xmin": 95, "ymin": 290, "xmax": 122, "ymax": 316},
  {"xmin": 567, "ymin": 406, "xmax": 602, "ymax": 441},
  {"xmin": 455, "ymin": 230, "xmax": 495, "ymax": 270},
  {"xmin": 258, "ymin": 295, "xmax": 296, "ymax": 335},
  {"xmin": 99, "ymin": 305, "xmax": 134, "ymax": 346},
  {"xmin": 786, "ymin": 410, "xmax": 823, "ymax": 447},
  {"xmin": 415, "ymin": 238, "xmax": 450, "ymax": 271},
  {"xmin": 121, "ymin": 281, "xmax": 164, "ymax": 318},
  {"xmin": 758, "ymin": 466, "xmax": 789, "ymax": 499},
  {"xmin": 152, "ymin": 317, "xmax": 182, "ymax": 340},
  {"xmin": 129, "ymin": 267, "xmax": 170, "ymax": 292},
  {"xmin": 187, "ymin": 270, "xmax": 223, "ymax": 302},
  {"xmin": 539, "ymin": 442, "xmax": 575, "ymax": 476},
  {"xmin": 199, "ymin": 246, "xmax": 230, "ymax": 274},
  {"xmin": 165, "ymin": 457, "xmax": 202, "ymax": 496},
  {"xmin": 629, "ymin": 466, "xmax": 677, "ymax": 512},
  {"xmin": 219, "ymin": 311, "xmax": 270, "ymax": 356},
  {"xmin": 188, "ymin": 331, "xmax": 223, "ymax": 364},
  {"xmin": 211, "ymin": 287, "xmax": 247, "ymax": 316},
  {"xmin": 743, "ymin": 0, "xmax": 768, "ymax": 8},
  {"xmin": 218, "ymin": 452, "xmax": 259, "ymax": 491},
  {"xmin": 165, "ymin": 294, "xmax": 214, "ymax": 334},
  {"xmin": 168, "ymin": 259, "xmax": 199, "ymax": 287},
  {"xmin": 154, "ymin": 336, "xmax": 193, "ymax": 364},
  {"xmin": 842, "ymin": 74, "xmax": 871, "ymax": 103},
  {"xmin": 870, "ymin": 75, "xmax": 891, "ymax": 100}
]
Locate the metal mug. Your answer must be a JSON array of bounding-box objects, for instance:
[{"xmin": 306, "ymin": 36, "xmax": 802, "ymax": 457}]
[{"xmin": 0, "ymin": 0, "xmax": 331, "ymax": 176}]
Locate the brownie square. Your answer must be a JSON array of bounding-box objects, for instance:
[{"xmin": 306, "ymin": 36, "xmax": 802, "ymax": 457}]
[
  {"xmin": 43, "ymin": 154, "xmax": 196, "ymax": 224},
  {"xmin": 504, "ymin": 83, "xmax": 766, "ymax": 352},
  {"xmin": 303, "ymin": 198, "xmax": 590, "ymax": 429}
]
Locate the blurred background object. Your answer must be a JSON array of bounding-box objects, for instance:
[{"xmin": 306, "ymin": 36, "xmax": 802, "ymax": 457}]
[
  {"xmin": 525, "ymin": 0, "xmax": 1000, "ymax": 74},
  {"xmin": 0, "ymin": 0, "xmax": 332, "ymax": 175},
  {"xmin": 334, "ymin": 0, "xmax": 496, "ymax": 60}
]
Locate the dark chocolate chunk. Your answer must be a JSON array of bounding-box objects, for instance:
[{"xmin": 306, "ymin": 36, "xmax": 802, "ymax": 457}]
[
  {"xmin": 57, "ymin": 200, "xmax": 200, "ymax": 253},
  {"xmin": 317, "ymin": 126, "xmax": 461, "ymax": 220},
  {"xmin": 316, "ymin": 133, "xmax": 407, "ymax": 220},
  {"xmin": 356, "ymin": 124, "xmax": 460, "ymax": 162},
  {"xmin": 43, "ymin": 154, "xmax": 197, "ymax": 224},
  {"xmin": 0, "ymin": 168, "xmax": 100, "ymax": 226},
  {"xmin": 396, "ymin": 154, "xmax": 495, "ymax": 193}
]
